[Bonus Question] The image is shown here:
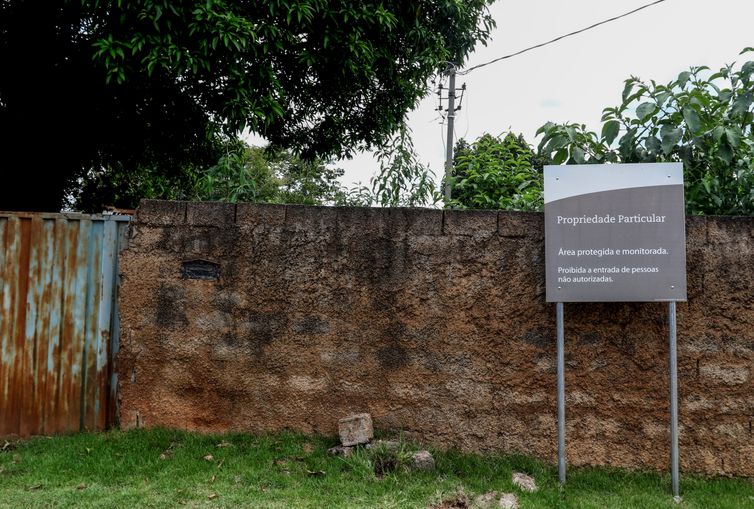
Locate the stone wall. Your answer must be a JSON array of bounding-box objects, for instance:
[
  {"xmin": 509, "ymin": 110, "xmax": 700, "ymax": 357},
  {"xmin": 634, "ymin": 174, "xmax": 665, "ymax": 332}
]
[{"xmin": 118, "ymin": 200, "xmax": 754, "ymax": 476}]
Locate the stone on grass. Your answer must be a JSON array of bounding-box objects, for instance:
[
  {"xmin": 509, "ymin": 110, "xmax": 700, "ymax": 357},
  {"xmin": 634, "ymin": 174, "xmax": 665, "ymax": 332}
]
[
  {"xmin": 411, "ymin": 450, "xmax": 435, "ymax": 471},
  {"xmin": 498, "ymin": 493, "xmax": 519, "ymax": 509},
  {"xmin": 471, "ymin": 492, "xmax": 518, "ymax": 509},
  {"xmin": 511, "ymin": 472, "xmax": 537, "ymax": 492},
  {"xmin": 327, "ymin": 445, "xmax": 353, "ymax": 458},
  {"xmin": 471, "ymin": 491, "xmax": 498, "ymax": 508},
  {"xmin": 338, "ymin": 413, "xmax": 373, "ymax": 446}
]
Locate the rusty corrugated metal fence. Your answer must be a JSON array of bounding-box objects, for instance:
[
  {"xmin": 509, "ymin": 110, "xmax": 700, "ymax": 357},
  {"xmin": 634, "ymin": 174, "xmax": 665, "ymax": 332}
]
[{"xmin": 0, "ymin": 212, "xmax": 129, "ymax": 436}]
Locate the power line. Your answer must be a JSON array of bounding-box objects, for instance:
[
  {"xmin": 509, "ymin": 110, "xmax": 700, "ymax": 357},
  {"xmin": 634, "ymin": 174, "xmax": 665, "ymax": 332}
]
[
  {"xmin": 461, "ymin": 87, "xmax": 470, "ymax": 140},
  {"xmin": 459, "ymin": 0, "xmax": 670, "ymax": 75}
]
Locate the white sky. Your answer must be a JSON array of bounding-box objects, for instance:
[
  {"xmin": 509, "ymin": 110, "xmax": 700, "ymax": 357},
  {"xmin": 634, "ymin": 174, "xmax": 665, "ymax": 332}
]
[{"xmin": 335, "ymin": 0, "xmax": 754, "ymax": 189}]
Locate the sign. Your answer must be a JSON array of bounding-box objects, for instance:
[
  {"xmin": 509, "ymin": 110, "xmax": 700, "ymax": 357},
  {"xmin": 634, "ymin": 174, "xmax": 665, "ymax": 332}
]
[{"xmin": 544, "ymin": 163, "xmax": 687, "ymax": 302}]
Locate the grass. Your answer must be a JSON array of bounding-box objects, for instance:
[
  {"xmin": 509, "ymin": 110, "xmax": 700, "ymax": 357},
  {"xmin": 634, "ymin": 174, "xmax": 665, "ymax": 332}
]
[{"xmin": 0, "ymin": 429, "xmax": 752, "ymax": 508}]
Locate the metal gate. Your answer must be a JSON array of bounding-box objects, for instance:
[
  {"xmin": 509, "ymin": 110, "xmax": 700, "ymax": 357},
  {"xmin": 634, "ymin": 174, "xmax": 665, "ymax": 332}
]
[{"xmin": 0, "ymin": 212, "xmax": 129, "ymax": 437}]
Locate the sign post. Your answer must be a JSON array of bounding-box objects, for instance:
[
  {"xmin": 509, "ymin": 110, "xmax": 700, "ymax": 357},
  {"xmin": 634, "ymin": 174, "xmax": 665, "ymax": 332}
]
[
  {"xmin": 544, "ymin": 163, "xmax": 686, "ymax": 496},
  {"xmin": 669, "ymin": 300, "xmax": 679, "ymax": 497},
  {"xmin": 556, "ymin": 301, "xmax": 565, "ymax": 484}
]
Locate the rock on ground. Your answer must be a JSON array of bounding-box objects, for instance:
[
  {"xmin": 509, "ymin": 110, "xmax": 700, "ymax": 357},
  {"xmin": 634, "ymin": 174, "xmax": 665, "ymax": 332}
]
[
  {"xmin": 498, "ymin": 493, "xmax": 519, "ymax": 509},
  {"xmin": 512, "ymin": 472, "xmax": 537, "ymax": 492},
  {"xmin": 412, "ymin": 450, "xmax": 435, "ymax": 471},
  {"xmin": 471, "ymin": 491, "xmax": 498, "ymax": 508},
  {"xmin": 338, "ymin": 413, "xmax": 373, "ymax": 446},
  {"xmin": 471, "ymin": 492, "xmax": 518, "ymax": 509}
]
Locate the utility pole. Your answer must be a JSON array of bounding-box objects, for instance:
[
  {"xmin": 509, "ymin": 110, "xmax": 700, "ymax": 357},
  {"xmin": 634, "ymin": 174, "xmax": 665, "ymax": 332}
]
[{"xmin": 443, "ymin": 64, "xmax": 457, "ymax": 201}]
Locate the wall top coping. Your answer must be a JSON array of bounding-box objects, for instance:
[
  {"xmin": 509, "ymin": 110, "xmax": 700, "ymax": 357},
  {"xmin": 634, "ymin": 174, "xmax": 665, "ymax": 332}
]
[{"xmin": 135, "ymin": 199, "xmax": 753, "ymax": 239}]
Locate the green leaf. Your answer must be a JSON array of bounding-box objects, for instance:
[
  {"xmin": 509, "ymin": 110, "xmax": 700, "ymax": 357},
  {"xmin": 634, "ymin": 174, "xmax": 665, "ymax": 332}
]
[
  {"xmin": 724, "ymin": 128, "xmax": 740, "ymax": 148},
  {"xmin": 600, "ymin": 107, "xmax": 618, "ymax": 122},
  {"xmin": 655, "ymin": 91, "xmax": 671, "ymax": 106},
  {"xmin": 682, "ymin": 107, "xmax": 701, "ymax": 133},
  {"xmin": 571, "ymin": 146, "xmax": 586, "ymax": 164},
  {"xmin": 535, "ymin": 121, "xmax": 555, "ymax": 137},
  {"xmin": 645, "ymin": 136, "xmax": 661, "ymax": 154},
  {"xmin": 717, "ymin": 142, "xmax": 732, "ymax": 164},
  {"xmin": 718, "ymin": 90, "xmax": 733, "ymax": 103},
  {"xmin": 660, "ymin": 125, "xmax": 683, "ymax": 154},
  {"xmin": 565, "ymin": 126, "xmax": 577, "ymax": 142},
  {"xmin": 731, "ymin": 92, "xmax": 753, "ymax": 116},
  {"xmin": 618, "ymin": 128, "xmax": 637, "ymax": 160},
  {"xmin": 741, "ymin": 61, "xmax": 754, "ymax": 79},
  {"xmin": 636, "ymin": 102, "xmax": 655, "ymax": 121},
  {"xmin": 601, "ymin": 120, "xmax": 620, "ymax": 145},
  {"xmin": 553, "ymin": 148, "xmax": 568, "ymax": 165},
  {"xmin": 544, "ymin": 134, "xmax": 568, "ymax": 154},
  {"xmin": 712, "ymin": 126, "xmax": 725, "ymax": 142},
  {"xmin": 623, "ymin": 91, "xmax": 644, "ymax": 106},
  {"xmin": 677, "ymin": 71, "xmax": 691, "ymax": 88},
  {"xmin": 621, "ymin": 80, "xmax": 634, "ymax": 102}
]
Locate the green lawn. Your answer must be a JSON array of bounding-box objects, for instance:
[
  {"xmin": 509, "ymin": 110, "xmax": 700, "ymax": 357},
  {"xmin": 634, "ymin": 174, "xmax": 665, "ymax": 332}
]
[{"xmin": 0, "ymin": 429, "xmax": 751, "ymax": 508}]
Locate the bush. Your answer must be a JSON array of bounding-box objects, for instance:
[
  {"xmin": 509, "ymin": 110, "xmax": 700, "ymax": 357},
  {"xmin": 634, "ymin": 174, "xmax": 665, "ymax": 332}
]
[
  {"xmin": 537, "ymin": 49, "xmax": 754, "ymax": 215},
  {"xmin": 448, "ymin": 133, "xmax": 544, "ymax": 211}
]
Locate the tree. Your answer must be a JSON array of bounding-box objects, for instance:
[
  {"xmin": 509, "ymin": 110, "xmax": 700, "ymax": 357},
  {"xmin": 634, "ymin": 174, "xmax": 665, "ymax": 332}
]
[
  {"xmin": 191, "ymin": 143, "xmax": 349, "ymax": 206},
  {"xmin": 73, "ymin": 139, "xmax": 351, "ymax": 208},
  {"xmin": 448, "ymin": 133, "xmax": 544, "ymax": 211},
  {"xmin": 0, "ymin": 0, "xmax": 495, "ymax": 211},
  {"xmin": 537, "ymin": 50, "xmax": 754, "ymax": 215},
  {"xmin": 349, "ymin": 123, "xmax": 440, "ymax": 207},
  {"xmin": 70, "ymin": 161, "xmax": 202, "ymax": 213}
]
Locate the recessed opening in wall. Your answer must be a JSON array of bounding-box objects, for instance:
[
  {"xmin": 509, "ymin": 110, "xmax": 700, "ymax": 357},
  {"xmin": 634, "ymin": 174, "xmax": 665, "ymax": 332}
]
[{"xmin": 181, "ymin": 259, "xmax": 221, "ymax": 281}]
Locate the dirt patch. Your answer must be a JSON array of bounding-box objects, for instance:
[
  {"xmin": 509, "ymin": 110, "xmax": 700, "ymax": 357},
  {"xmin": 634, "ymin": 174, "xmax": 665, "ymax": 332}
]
[{"xmin": 428, "ymin": 494, "xmax": 468, "ymax": 509}]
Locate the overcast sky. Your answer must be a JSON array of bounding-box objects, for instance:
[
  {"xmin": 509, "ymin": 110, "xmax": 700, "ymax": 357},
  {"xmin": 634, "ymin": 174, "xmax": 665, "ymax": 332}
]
[{"xmin": 333, "ymin": 0, "xmax": 754, "ymax": 188}]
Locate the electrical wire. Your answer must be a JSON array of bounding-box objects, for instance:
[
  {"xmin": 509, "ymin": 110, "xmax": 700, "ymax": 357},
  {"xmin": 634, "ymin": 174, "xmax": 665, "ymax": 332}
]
[
  {"xmin": 461, "ymin": 86, "xmax": 470, "ymax": 140},
  {"xmin": 458, "ymin": 0, "xmax": 670, "ymax": 75},
  {"xmin": 440, "ymin": 116, "xmax": 446, "ymax": 157}
]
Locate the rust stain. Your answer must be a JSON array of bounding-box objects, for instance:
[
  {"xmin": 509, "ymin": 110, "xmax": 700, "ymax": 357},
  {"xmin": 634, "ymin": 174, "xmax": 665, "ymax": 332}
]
[
  {"xmin": 11, "ymin": 217, "xmax": 30, "ymax": 436},
  {"xmin": 0, "ymin": 212, "xmax": 128, "ymax": 437}
]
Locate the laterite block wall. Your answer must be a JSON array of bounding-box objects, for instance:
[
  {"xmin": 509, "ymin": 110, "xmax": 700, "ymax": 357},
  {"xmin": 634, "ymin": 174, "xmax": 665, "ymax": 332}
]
[{"xmin": 118, "ymin": 201, "xmax": 754, "ymax": 476}]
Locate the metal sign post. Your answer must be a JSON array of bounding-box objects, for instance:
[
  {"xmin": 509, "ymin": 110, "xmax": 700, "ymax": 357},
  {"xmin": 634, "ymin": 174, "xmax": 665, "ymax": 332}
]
[
  {"xmin": 544, "ymin": 163, "xmax": 687, "ymax": 496},
  {"xmin": 668, "ymin": 301, "xmax": 679, "ymax": 497},
  {"xmin": 557, "ymin": 302, "xmax": 566, "ymax": 484}
]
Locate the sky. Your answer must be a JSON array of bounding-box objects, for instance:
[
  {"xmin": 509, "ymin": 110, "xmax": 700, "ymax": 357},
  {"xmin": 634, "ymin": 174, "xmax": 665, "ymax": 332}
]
[{"xmin": 331, "ymin": 0, "xmax": 754, "ymax": 189}]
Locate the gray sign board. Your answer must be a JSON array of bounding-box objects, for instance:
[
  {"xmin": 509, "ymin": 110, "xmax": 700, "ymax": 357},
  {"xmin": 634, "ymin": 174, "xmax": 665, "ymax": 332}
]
[{"xmin": 544, "ymin": 163, "xmax": 687, "ymax": 302}]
